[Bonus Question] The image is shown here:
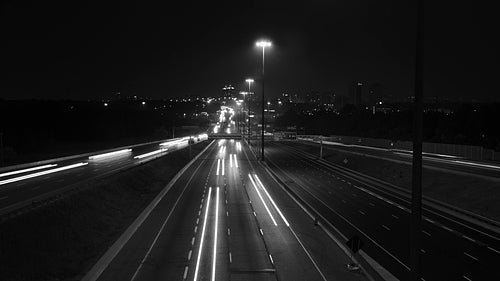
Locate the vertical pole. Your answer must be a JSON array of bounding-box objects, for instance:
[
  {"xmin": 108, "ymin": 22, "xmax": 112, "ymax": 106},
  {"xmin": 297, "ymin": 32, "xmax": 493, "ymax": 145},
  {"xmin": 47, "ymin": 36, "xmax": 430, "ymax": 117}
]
[
  {"xmin": 410, "ymin": 0, "xmax": 424, "ymax": 280},
  {"xmin": 261, "ymin": 47, "xmax": 265, "ymax": 161},
  {"xmin": 320, "ymin": 137, "xmax": 323, "ymax": 159}
]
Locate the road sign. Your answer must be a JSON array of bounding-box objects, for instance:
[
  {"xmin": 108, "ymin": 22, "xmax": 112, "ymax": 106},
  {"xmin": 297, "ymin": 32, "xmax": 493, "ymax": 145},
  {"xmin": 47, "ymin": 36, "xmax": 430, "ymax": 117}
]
[{"xmin": 346, "ymin": 235, "xmax": 364, "ymax": 253}]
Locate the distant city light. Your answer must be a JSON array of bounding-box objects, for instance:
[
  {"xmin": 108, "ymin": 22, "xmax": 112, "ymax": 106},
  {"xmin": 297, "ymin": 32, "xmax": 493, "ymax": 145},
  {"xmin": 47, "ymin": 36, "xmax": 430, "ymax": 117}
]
[{"xmin": 142, "ymin": 101, "xmax": 146, "ymax": 105}]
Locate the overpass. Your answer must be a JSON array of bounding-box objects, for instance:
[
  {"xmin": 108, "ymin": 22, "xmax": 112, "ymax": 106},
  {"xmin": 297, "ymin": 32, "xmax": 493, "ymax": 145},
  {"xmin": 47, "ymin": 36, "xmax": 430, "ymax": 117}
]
[{"xmin": 208, "ymin": 133, "xmax": 242, "ymax": 139}]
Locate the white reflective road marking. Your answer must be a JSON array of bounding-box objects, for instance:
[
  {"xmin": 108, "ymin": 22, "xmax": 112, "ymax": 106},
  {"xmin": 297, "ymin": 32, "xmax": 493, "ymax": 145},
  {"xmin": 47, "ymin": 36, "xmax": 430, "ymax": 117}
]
[{"xmin": 194, "ymin": 187, "xmax": 212, "ymax": 281}]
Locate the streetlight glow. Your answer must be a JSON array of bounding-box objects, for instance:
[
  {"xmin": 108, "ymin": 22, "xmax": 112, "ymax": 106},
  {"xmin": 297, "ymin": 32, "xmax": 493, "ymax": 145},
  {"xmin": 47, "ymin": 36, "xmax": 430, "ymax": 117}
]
[{"xmin": 256, "ymin": 40, "xmax": 272, "ymax": 47}]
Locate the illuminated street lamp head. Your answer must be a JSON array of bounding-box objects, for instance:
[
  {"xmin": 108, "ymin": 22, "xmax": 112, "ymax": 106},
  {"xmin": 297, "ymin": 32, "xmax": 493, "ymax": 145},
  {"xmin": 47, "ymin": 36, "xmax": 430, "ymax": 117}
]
[
  {"xmin": 256, "ymin": 40, "xmax": 272, "ymax": 48},
  {"xmin": 240, "ymin": 91, "xmax": 248, "ymax": 96},
  {"xmin": 245, "ymin": 78, "xmax": 254, "ymax": 84}
]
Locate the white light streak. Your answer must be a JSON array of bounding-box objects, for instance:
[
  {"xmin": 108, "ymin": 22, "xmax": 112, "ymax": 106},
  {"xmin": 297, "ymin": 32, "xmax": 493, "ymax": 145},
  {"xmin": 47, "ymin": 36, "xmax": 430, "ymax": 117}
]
[
  {"xmin": 134, "ymin": 149, "xmax": 165, "ymax": 159},
  {"xmin": 0, "ymin": 162, "xmax": 88, "ymax": 186},
  {"xmin": 193, "ymin": 187, "xmax": 212, "ymax": 281},
  {"xmin": 88, "ymin": 149, "xmax": 132, "ymax": 160},
  {"xmin": 248, "ymin": 174, "xmax": 277, "ymax": 226},
  {"xmin": 0, "ymin": 164, "xmax": 58, "ymax": 178},
  {"xmin": 216, "ymin": 159, "xmax": 220, "ymax": 176},
  {"xmin": 222, "ymin": 159, "xmax": 225, "ymax": 175},
  {"xmin": 230, "ymin": 155, "xmax": 233, "ymax": 167},
  {"xmin": 254, "ymin": 174, "xmax": 289, "ymax": 226},
  {"xmin": 212, "ymin": 187, "xmax": 220, "ymax": 281},
  {"xmin": 233, "ymin": 154, "xmax": 239, "ymax": 168}
]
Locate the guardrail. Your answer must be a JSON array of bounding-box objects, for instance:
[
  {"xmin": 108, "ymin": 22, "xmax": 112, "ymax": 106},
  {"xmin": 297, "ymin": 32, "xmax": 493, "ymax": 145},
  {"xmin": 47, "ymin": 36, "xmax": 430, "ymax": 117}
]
[{"xmin": 297, "ymin": 134, "xmax": 499, "ymax": 162}]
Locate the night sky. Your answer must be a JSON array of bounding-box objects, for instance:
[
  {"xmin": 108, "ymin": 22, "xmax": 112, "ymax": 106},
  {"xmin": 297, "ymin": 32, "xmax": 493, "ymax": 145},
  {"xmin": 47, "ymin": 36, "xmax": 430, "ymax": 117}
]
[{"xmin": 1, "ymin": 0, "xmax": 498, "ymax": 101}]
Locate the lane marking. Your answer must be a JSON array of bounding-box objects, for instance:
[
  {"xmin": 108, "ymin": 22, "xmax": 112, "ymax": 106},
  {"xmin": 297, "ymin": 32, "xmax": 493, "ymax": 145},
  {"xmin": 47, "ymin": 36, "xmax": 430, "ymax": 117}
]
[
  {"xmin": 193, "ymin": 187, "xmax": 212, "ymax": 281},
  {"xmin": 463, "ymin": 276, "xmax": 472, "ymax": 281},
  {"xmin": 183, "ymin": 266, "xmax": 189, "ymax": 280},
  {"xmin": 463, "ymin": 252, "xmax": 479, "ymax": 261},
  {"xmin": 422, "ymin": 230, "xmax": 431, "ymax": 237},
  {"xmin": 359, "ymin": 210, "xmax": 366, "ymax": 215},
  {"xmin": 229, "ymin": 252, "xmax": 232, "ymax": 263},
  {"xmin": 211, "ymin": 187, "xmax": 220, "ymax": 281},
  {"xmin": 391, "ymin": 214, "xmax": 399, "ymax": 219},
  {"xmin": 188, "ymin": 250, "xmax": 192, "ymax": 260},
  {"xmin": 488, "ymin": 246, "xmax": 500, "ymax": 254},
  {"xmin": 269, "ymin": 254, "xmax": 274, "ymax": 264},
  {"xmin": 248, "ymin": 174, "xmax": 277, "ymax": 226},
  {"xmin": 382, "ymin": 225, "xmax": 391, "ymax": 231}
]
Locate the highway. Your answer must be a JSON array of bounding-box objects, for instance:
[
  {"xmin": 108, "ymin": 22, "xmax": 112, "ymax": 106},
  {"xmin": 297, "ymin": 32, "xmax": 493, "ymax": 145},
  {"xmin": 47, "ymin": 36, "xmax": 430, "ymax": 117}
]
[
  {"xmin": 87, "ymin": 139, "xmax": 367, "ymax": 281},
  {"xmin": 0, "ymin": 135, "xmax": 207, "ymax": 216},
  {"xmin": 264, "ymin": 141, "xmax": 500, "ymax": 281},
  {"xmin": 295, "ymin": 138, "xmax": 500, "ymax": 180}
]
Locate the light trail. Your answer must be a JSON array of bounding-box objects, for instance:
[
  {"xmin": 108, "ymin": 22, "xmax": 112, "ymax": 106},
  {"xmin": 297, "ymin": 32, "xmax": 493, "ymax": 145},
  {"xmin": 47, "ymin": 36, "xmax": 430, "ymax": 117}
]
[
  {"xmin": 0, "ymin": 162, "xmax": 88, "ymax": 186},
  {"xmin": 193, "ymin": 187, "xmax": 212, "ymax": 281},
  {"xmin": 133, "ymin": 149, "xmax": 165, "ymax": 159},
  {"xmin": 248, "ymin": 174, "xmax": 277, "ymax": 226},
  {"xmin": 211, "ymin": 187, "xmax": 220, "ymax": 281},
  {"xmin": 453, "ymin": 160, "xmax": 500, "ymax": 170},
  {"xmin": 0, "ymin": 164, "xmax": 58, "ymax": 178},
  {"xmin": 229, "ymin": 155, "xmax": 233, "ymax": 167},
  {"xmin": 233, "ymin": 154, "xmax": 238, "ymax": 168},
  {"xmin": 254, "ymin": 174, "xmax": 290, "ymax": 227},
  {"xmin": 88, "ymin": 149, "xmax": 132, "ymax": 160},
  {"xmin": 222, "ymin": 159, "xmax": 225, "ymax": 176},
  {"xmin": 216, "ymin": 159, "xmax": 220, "ymax": 176}
]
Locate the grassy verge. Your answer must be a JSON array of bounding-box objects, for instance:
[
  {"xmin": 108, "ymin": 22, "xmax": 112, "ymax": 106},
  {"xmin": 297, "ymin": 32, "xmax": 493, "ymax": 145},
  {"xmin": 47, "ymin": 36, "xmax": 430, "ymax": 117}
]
[
  {"xmin": 288, "ymin": 141, "xmax": 500, "ymax": 223},
  {"xmin": 0, "ymin": 141, "xmax": 209, "ymax": 281}
]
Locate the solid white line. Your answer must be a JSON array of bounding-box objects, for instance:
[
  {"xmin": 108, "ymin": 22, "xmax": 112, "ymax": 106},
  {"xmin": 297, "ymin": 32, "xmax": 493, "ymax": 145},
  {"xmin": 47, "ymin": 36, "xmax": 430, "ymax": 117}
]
[
  {"xmin": 254, "ymin": 174, "xmax": 289, "ymax": 226},
  {"xmin": 194, "ymin": 187, "xmax": 212, "ymax": 281},
  {"xmin": 248, "ymin": 174, "xmax": 277, "ymax": 226},
  {"xmin": 0, "ymin": 162, "xmax": 88, "ymax": 186},
  {"xmin": 464, "ymin": 252, "xmax": 479, "ymax": 261},
  {"xmin": 216, "ymin": 159, "xmax": 220, "ymax": 176},
  {"xmin": 0, "ymin": 164, "xmax": 57, "ymax": 178},
  {"xmin": 222, "ymin": 159, "xmax": 225, "ymax": 175},
  {"xmin": 211, "ymin": 187, "xmax": 219, "ymax": 281}
]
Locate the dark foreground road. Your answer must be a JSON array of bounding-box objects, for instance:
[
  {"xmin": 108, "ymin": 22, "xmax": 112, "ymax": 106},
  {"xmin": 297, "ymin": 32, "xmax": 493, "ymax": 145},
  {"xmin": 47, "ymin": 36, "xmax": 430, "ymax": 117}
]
[{"xmin": 264, "ymin": 141, "xmax": 500, "ymax": 281}]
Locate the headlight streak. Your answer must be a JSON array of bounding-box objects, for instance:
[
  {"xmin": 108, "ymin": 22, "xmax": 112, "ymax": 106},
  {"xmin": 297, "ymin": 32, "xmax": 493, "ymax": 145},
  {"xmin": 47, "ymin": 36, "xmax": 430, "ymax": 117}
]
[
  {"xmin": 216, "ymin": 159, "xmax": 220, "ymax": 176},
  {"xmin": 0, "ymin": 162, "xmax": 89, "ymax": 186},
  {"xmin": 193, "ymin": 187, "xmax": 212, "ymax": 281},
  {"xmin": 211, "ymin": 187, "xmax": 220, "ymax": 281},
  {"xmin": 0, "ymin": 164, "xmax": 58, "ymax": 178},
  {"xmin": 133, "ymin": 149, "xmax": 166, "ymax": 159},
  {"xmin": 248, "ymin": 174, "xmax": 277, "ymax": 226},
  {"xmin": 233, "ymin": 154, "xmax": 238, "ymax": 168},
  {"xmin": 222, "ymin": 158, "xmax": 225, "ymax": 176},
  {"xmin": 88, "ymin": 149, "xmax": 132, "ymax": 160},
  {"xmin": 254, "ymin": 174, "xmax": 290, "ymax": 227},
  {"xmin": 229, "ymin": 154, "xmax": 233, "ymax": 168}
]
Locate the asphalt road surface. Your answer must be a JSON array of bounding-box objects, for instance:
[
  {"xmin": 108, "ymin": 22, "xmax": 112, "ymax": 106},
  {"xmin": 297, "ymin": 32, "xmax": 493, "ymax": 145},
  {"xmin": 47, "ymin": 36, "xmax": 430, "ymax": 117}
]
[
  {"xmin": 90, "ymin": 139, "xmax": 367, "ymax": 281},
  {"xmin": 264, "ymin": 141, "xmax": 500, "ymax": 281}
]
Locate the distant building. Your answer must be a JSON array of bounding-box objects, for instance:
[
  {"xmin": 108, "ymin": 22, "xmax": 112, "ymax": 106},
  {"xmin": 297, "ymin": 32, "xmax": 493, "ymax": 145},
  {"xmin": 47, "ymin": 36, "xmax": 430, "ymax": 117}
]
[
  {"xmin": 350, "ymin": 82, "xmax": 363, "ymax": 108},
  {"xmin": 222, "ymin": 85, "xmax": 234, "ymax": 100}
]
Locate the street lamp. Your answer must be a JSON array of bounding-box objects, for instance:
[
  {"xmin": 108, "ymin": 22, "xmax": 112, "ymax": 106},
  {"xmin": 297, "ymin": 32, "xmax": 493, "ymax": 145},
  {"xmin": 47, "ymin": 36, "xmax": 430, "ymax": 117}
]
[
  {"xmin": 255, "ymin": 40, "xmax": 271, "ymax": 161},
  {"xmin": 245, "ymin": 78, "xmax": 254, "ymax": 143}
]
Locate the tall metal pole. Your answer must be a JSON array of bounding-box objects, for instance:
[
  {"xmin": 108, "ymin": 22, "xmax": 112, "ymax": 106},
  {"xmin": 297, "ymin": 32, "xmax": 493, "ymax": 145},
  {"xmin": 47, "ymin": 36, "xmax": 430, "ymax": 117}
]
[
  {"xmin": 261, "ymin": 47, "xmax": 265, "ymax": 161},
  {"xmin": 247, "ymin": 83, "xmax": 252, "ymax": 143},
  {"xmin": 410, "ymin": 0, "xmax": 424, "ymax": 280}
]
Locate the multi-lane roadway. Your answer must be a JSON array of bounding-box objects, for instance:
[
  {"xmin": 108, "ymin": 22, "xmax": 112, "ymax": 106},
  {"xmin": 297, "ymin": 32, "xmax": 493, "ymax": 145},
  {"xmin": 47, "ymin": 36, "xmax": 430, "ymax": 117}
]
[
  {"xmin": 85, "ymin": 139, "xmax": 367, "ymax": 281},
  {"xmin": 0, "ymin": 135, "xmax": 207, "ymax": 216},
  {"xmin": 264, "ymin": 141, "xmax": 500, "ymax": 281}
]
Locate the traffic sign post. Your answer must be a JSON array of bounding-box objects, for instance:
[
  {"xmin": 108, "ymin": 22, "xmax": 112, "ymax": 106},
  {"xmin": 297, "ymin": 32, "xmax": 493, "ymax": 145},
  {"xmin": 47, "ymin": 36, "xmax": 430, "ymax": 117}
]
[{"xmin": 346, "ymin": 235, "xmax": 364, "ymax": 270}]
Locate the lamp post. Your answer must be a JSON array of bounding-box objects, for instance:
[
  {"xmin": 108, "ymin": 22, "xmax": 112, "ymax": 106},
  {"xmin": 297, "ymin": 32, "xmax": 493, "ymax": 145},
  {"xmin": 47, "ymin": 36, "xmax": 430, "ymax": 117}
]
[
  {"xmin": 256, "ymin": 40, "xmax": 271, "ymax": 161},
  {"xmin": 245, "ymin": 78, "xmax": 254, "ymax": 143}
]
